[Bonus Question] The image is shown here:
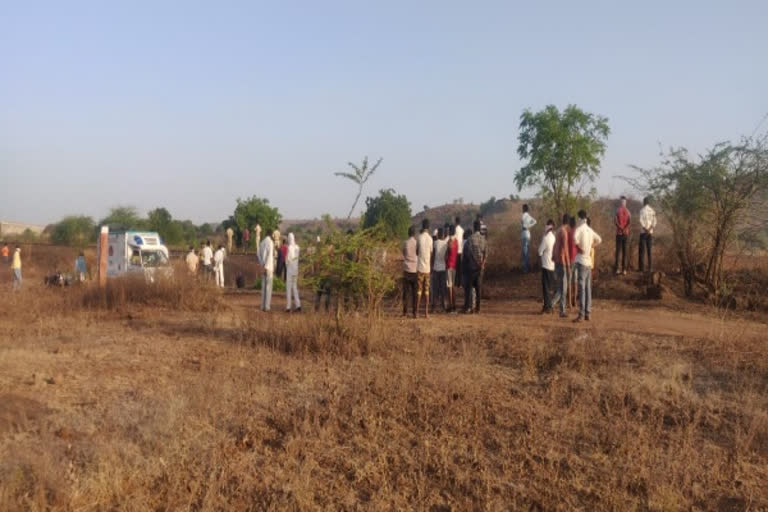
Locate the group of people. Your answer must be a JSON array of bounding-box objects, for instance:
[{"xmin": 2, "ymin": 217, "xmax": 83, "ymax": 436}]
[
  {"xmin": 2, "ymin": 240, "xmax": 89, "ymax": 291},
  {"xmin": 534, "ymin": 196, "xmax": 657, "ymax": 322},
  {"xmin": 255, "ymin": 230, "xmax": 301, "ymax": 313},
  {"xmin": 185, "ymin": 240, "xmax": 228, "ymax": 287},
  {"xmin": 613, "ymin": 196, "xmax": 658, "ymax": 274},
  {"xmin": 397, "ymin": 195, "xmax": 658, "ymax": 323},
  {"xmin": 186, "ymin": 229, "xmax": 302, "ymax": 313},
  {"xmin": 401, "ymin": 214, "xmax": 488, "ymax": 318},
  {"xmin": 537, "ymin": 211, "xmax": 601, "ymax": 321}
]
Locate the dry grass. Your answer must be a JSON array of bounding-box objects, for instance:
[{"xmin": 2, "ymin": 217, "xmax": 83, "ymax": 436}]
[
  {"xmin": 1, "ymin": 279, "xmax": 767, "ymax": 510},
  {"xmin": 78, "ymin": 271, "xmax": 225, "ymax": 312}
]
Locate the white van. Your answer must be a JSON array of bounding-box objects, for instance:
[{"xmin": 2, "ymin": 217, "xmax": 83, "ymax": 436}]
[{"xmin": 99, "ymin": 230, "xmax": 173, "ymax": 280}]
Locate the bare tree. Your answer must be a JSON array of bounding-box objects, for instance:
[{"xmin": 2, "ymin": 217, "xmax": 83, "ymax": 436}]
[
  {"xmin": 334, "ymin": 156, "xmax": 383, "ymax": 219},
  {"xmin": 628, "ymin": 135, "xmax": 768, "ymax": 297}
]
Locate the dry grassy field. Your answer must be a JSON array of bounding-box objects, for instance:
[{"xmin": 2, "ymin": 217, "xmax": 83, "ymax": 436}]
[{"xmin": 1, "ymin": 247, "xmax": 767, "ymax": 511}]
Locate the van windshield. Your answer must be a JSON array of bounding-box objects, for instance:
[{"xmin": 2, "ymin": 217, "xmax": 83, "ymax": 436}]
[{"xmin": 141, "ymin": 250, "xmax": 169, "ymax": 268}]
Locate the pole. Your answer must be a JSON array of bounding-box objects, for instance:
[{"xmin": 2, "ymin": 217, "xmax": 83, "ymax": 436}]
[{"xmin": 98, "ymin": 226, "xmax": 109, "ymax": 288}]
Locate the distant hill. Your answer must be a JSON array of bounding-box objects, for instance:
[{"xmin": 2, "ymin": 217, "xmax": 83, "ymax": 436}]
[
  {"xmin": 279, "ymin": 217, "xmax": 359, "ymax": 240},
  {"xmin": 411, "ymin": 203, "xmax": 480, "ymax": 228},
  {"xmin": 412, "ymin": 198, "xmax": 517, "ymax": 230}
]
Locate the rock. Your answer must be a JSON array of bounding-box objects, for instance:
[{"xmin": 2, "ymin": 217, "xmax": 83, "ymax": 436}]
[{"xmin": 44, "ymin": 377, "xmax": 55, "ymax": 385}]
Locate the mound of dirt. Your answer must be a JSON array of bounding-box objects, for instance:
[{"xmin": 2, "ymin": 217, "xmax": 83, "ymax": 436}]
[{"xmin": 594, "ymin": 271, "xmax": 677, "ymax": 303}]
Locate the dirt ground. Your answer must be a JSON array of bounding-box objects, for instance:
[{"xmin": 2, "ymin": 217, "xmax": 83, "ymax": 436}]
[{"xmin": 1, "ymin": 265, "xmax": 767, "ymax": 510}]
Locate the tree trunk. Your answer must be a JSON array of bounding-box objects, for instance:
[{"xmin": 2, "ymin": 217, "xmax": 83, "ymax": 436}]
[{"xmin": 347, "ymin": 186, "xmax": 363, "ymax": 220}]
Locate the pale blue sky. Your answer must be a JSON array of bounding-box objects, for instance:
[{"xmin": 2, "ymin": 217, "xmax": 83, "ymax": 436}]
[{"xmin": 2, "ymin": 0, "xmax": 766, "ymax": 225}]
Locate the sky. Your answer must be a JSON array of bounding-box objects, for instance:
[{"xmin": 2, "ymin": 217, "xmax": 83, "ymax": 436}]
[{"xmin": 2, "ymin": 0, "xmax": 766, "ymax": 226}]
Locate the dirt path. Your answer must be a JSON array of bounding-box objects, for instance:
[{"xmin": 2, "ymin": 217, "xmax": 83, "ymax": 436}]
[{"xmin": 222, "ymin": 290, "xmax": 765, "ymax": 342}]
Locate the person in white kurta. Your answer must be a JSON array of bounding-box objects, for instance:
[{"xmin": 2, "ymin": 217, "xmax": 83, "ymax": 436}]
[
  {"xmin": 258, "ymin": 232, "xmax": 276, "ymax": 311},
  {"xmin": 213, "ymin": 245, "xmax": 226, "ymax": 287},
  {"xmin": 285, "ymin": 233, "xmax": 301, "ymax": 312}
]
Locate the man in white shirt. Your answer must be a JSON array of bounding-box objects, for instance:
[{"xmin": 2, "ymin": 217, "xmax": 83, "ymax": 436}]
[
  {"xmin": 572, "ymin": 210, "xmax": 602, "ymax": 322},
  {"xmin": 201, "ymin": 241, "xmax": 214, "ymax": 280},
  {"xmin": 432, "ymin": 227, "xmax": 449, "ymax": 311},
  {"xmin": 454, "ymin": 216, "xmax": 464, "ymax": 287},
  {"xmin": 416, "ymin": 218, "xmax": 434, "ymax": 318},
  {"xmin": 538, "ymin": 220, "xmax": 556, "ymax": 313},
  {"xmin": 258, "ymin": 231, "xmax": 277, "ymax": 311},
  {"xmin": 213, "ymin": 245, "xmax": 226, "ymax": 288},
  {"xmin": 638, "ymin": 196, "xmax": 657, "ymax": 272},
  {"xmin": 285, "ymin": 233, "xmax": 301, "ymax": 312},
  {"xmin": 521, "ymin": 204, "xmax": 537, "ymax": 273}
]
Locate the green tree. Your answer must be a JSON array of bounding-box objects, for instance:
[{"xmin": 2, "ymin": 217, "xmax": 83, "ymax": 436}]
[
  {"xmin": 361, "ymin": 189, "xmax": 412, "ymax": 239},
  {"xmin": 147, "ymin": 207, "xmax": 172, "ymax": 231},
  {"xmin": 225, "ymin": 196, "xmax": 281, "ymax": 236},
  {"xmin": 335, "ymin": 156, "xmax": 383, "ymax": 219},
  {"xmin": 198, "ymin": 223, "xmax": 214, "ymax": 237},
  {"xmin": 51, "ymin": 216, "xmax": 95, "ymax": 247},
  {"xmin": 99, "ymin": 206, "xmax": 144, "ymax": 231},
  {"xmin": 178, "ymin": 220, "xmax": 199, "ymax": 245},
  {"xmin": 146, "ymin": 207, "xmax": 185, "ymax": 246},
  {"xmin": 516, "ymin": 105, "xmax": 610, "ymax": 214}
]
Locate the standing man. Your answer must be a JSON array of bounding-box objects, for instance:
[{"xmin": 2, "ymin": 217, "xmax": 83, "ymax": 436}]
[
  {"xmin": 538, "ymin": 220, "xmax": 556, "ymax": 313},
  {"xmin": 226, "ymin": 227, "xmax": 234, "ymax": 254},
  {"xmin": 638, "ymin": 196, "xmax": 657, "ymax": 272},
  {"xmin": 573, "ymin": 210, "xmax": 602, "ymax": 322},
  {"xmin": 433, "ymin": 227, "xmax": 448, "ymax": 312},
  {"xmin": 258, "ymin": 230, "xmax": 277, "ymax": 311},
  {"xmin": 521, "ymin": 204, "xmax": 537, "ymax": 273},
  {"xmin": 185, "ymin": 246, "xmax": 199, "ymax": 276},
  {"xmin": 285, "ymin": 233, "xmax": 301, "ymax": 312},
  {"xmin": 75, "ymin": 252, "xmax": 88, "ymax": 282},
  {"xmin": 416, "ymin": 219, "xmax": 433, "ymax": 318},
  {"xmin": 201, "ymin": 241, "xmax": 214, "ymax": 280},
  {"xmin": 277, "ymin": 238, "xmax": 287, "ymax": 281},
  {"xmin": 402, "ymin": 226, "xmax": 418, "ymax": 318},
  {"xmin": 445, "ymin": 225, "xmax": 459, "ymax": 313},
  {"xmin": 454, "ymin": 216, "xmax": 464, "ymax": 287},
  {"xmin": 254, "ymin": 225, "xmax": 262, "ymax": 248},
  {"xmin": 463, "ymin": 222, "xmax": 488, "ymax": 313},
  {"xmin": 552, "ymin": 214, "xmax": 571, "ymax": 318},
  {"xmin": 11, "ymin": 246, "xmax": 22, "ymax": 290},
  {"xmin": 614, "ymin": 196, "xmax": 631, "ymax": 275},
  {"xmin": 567, "ymin": 216, "xmax": 578, "ymax": 308},
  {"xmin": 477, "ymin": 214, "xmax": 488, "ymax": 237},
  {"xmin": 243, "ymin": 226, "xmax": 250, "ymax": 254},
  {"xmin": 213, "ymin": 244, "xmax": 226, "ymax": 288},
  {"xmin": 1, "ymin": 242, "xmax": 9, "ymax": 264}
]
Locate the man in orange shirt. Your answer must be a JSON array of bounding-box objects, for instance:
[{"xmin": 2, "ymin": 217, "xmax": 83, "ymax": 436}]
[{"xmin": 1, "ymin": 243, "xmax": 9, "ymax": 264}]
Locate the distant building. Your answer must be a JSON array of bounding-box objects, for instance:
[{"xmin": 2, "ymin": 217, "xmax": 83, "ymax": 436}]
[{"xmin": 0, "ymin": 220, "xmax": 46, "ymax": 238}]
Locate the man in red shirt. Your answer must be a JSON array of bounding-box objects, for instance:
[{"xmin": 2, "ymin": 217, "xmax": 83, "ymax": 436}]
[
  {"xmin": 243, "ymin": 226, "xmax": 250, "ymax": 254},
  {"xmin": 567, "ymin": 216, "xmax": 578, "ymax": 307},
  {"xmin": 552, "ymin": 214, "xmax": 571, "ymax": 317},
  {"xmin": 614, "ymin": 196, "xmax": 631, "ymax": 275},
  {"xmin": 445, "ymin": 225, "xmax": 459, "ymax": 313}
]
